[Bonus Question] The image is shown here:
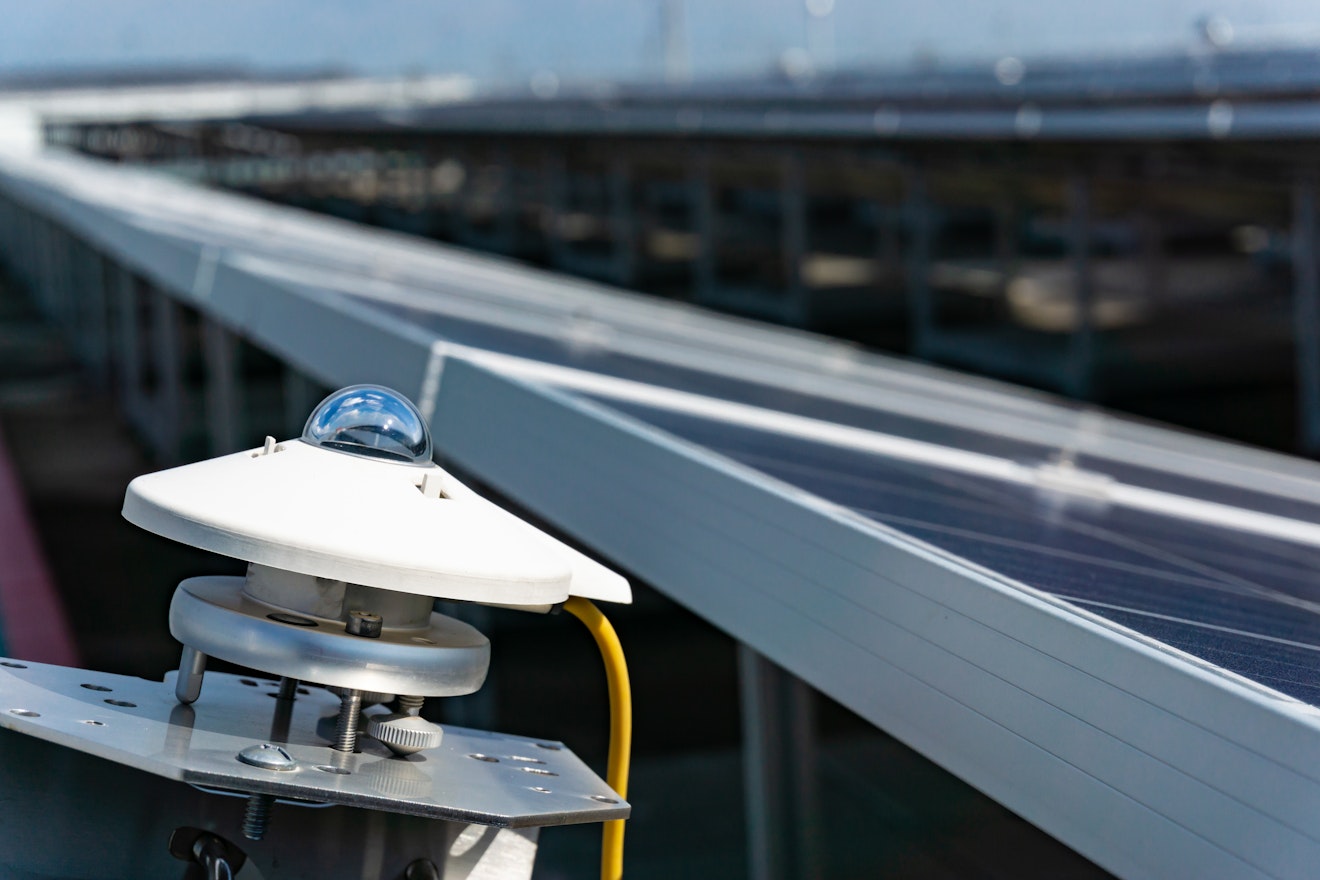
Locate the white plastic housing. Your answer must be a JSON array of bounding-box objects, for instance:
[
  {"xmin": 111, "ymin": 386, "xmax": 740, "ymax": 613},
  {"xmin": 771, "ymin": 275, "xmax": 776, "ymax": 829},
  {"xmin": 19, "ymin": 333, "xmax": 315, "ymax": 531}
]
[{"xmin": 123, "ymin": 438, "xmax": 630, "ymax": 606}]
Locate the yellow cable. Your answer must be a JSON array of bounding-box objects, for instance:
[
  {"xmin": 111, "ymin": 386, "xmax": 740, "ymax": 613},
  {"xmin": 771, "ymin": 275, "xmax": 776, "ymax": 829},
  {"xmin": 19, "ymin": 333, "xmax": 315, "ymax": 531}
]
[{"xmin": 563, "ymin": 596, "xmax": 631, "ymax": 880}]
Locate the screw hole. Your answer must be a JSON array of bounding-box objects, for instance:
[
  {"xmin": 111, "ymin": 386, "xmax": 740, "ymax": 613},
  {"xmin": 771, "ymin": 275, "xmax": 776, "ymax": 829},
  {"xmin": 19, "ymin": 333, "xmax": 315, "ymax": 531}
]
[
  {"xmin": 520, "ymin": 767, "xmax": 558, "ymax": 777},
  {"xmin": 104, "ymin": 699, "xmax": 137, "ymax": 708},
  {"xmin": 8, "ymin": 709, "xmax": 38, "ymax": 717},
  {"xmin": 80, "ymin": 720, "xmax": 105, "ymax": 726},
  {"xmin": 0, "ymin": 662, "xmax": 27, "ymax": 669},
  {"xmin": 530, "ymin": 786, "xmax": 552, "ymax": 793},
  {"xmin": 507, "ymin": 755, "xmax": 546, "ymax": 764},
  {"xmin": 591, "ymin": 796, "xmax": 619, "ymax": 804},
  {"xmin": 314, "ymin": 765, "xmax": 351, "ymax": 775},
  {"xmin": 534, "ymin": 742, "xmax": 562, "ymax": 751},
  {"xmin": 297, "ymin": 687, "xmax": 310, "ymax": 695},
  {"xmin": 80, "ymin": 683, "xmax": 112, "ymax": 692},
  {"xmin": 239, "ymin": 679, "xmax": 258, "ymax": 686},
  {"xmin": 468, "ymin": 754, "xmax": 499, "ymax": 763}
]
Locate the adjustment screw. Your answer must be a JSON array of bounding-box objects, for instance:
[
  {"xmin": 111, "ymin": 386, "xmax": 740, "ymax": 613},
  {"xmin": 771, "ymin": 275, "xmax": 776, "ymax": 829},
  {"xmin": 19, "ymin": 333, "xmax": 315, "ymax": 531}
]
[
  {"xmin": 333, "ymin": 690, "xmax": 364, "ymax": 753},
  {"xmin": 368, "ymin": 713, "xmax": 444, "ymax": 756},
  {"xmin": 346, "ymin": 610, "xmax": 382, "ymax": 638}
]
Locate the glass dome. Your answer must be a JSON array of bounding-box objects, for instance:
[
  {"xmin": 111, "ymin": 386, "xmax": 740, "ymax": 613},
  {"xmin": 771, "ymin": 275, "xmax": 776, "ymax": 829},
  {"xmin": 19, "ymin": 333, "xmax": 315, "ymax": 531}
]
[{"xmin": 301, "ymin": 385, "xmax": 432, "ymax": 465}]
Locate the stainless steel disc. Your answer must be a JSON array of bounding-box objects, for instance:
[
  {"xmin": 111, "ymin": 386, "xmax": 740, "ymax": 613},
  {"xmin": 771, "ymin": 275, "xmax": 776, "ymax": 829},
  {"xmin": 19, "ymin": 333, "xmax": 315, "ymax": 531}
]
[{"xmin": 169, "ymin": 576, "xmax": 490, "ymax": 696}]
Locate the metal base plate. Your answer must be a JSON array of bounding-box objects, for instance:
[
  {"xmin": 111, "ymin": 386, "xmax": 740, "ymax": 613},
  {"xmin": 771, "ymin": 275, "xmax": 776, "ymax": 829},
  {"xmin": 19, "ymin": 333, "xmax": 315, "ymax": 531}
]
[
  {"xmin": 0, "ymin": 726, "xmax": 542, "ymax": 880},
  {"xmin": 0, "ymin": 658, "xmax": 628, "ymax": 828}
]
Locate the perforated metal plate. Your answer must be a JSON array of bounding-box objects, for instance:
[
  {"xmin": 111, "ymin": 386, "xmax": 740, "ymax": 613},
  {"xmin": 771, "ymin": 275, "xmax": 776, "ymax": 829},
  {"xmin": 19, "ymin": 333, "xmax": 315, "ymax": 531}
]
[{"xmin": 0, "ymin": 660, "xmax": 628, "ymax": 828}]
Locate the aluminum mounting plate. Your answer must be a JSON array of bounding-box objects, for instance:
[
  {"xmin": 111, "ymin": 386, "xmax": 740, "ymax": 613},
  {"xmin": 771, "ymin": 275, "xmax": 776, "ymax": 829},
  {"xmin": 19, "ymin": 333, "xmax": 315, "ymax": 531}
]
[{"xmin": 0, "ymin": 659, "xmax": 628, "ymax": 828}]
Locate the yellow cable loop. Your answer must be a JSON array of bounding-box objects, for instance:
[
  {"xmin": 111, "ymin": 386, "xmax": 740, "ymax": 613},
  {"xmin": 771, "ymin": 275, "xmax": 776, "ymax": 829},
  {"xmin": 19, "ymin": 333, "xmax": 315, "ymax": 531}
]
[{"xmin": 563, "ymin": 596, "xmax": 632, "ymax": 880}]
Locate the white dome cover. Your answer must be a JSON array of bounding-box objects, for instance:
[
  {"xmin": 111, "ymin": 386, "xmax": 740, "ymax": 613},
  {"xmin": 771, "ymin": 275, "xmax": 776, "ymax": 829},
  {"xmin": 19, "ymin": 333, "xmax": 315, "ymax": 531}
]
[{"xmin": 123, "ymin": 438, "xmax": 630, "ymax": 606}]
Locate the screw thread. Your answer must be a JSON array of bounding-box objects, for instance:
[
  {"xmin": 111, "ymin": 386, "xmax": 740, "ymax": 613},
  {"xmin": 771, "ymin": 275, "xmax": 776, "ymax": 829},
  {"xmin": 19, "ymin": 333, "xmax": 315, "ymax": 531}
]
[
  {"xmin": 334, "ymin": 690, "xmax": 363, "ymax": 753},
  {"xmin": 242, "ymin": 793, "xmax": 273, "ymax": 841},
  {"xmin": 397, "ymin": 694, "xmax": 424, "ymax": 715},
  {"xmin": 275, "ymin": 677, "xmax": 298, "ymax": 700}
]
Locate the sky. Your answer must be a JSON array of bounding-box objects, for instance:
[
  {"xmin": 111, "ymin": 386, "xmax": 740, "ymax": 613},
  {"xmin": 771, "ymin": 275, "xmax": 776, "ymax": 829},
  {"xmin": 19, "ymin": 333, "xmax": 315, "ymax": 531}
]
[{"xmin": 1, "ymin": 1, "xmax": 1319, "ymax": 86}]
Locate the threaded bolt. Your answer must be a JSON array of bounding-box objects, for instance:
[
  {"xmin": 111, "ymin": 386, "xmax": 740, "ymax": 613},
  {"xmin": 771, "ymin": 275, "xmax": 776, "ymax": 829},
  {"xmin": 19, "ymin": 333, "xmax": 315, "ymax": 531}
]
[
  {"xmin": 333, "ymin": 689, "xmax": 363, "ymax": 753},
  {"xmin": 242, "ymin": 793, "xmax": 273, "ymax": 841},
  {"xmin": 397, "ymin": 694, "xmax": 424, "ymax": 716},
  {"xmin": 275, "ymin": 677, "xmax": 298, "ymax": 700}
]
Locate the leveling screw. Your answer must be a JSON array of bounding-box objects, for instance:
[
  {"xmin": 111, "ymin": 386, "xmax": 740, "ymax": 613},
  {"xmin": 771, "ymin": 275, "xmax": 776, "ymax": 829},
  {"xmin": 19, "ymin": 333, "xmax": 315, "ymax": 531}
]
[{"xmin": 333, "ymin": 610, "xmax": 383, "ymax": 753}]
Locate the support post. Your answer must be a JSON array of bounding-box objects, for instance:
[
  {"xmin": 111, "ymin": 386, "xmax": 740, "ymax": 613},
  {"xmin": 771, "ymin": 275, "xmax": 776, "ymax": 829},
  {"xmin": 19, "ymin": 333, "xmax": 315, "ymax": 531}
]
[
  {"xmin": 610, "ymin": 156, "xmax": 637, "ymax": 288},
  {"xmin": 1293, "ymin": 174, "xmax": 1320, "ymax": 453},
  {"xmin": 495, "ymin": 144, "xmax": 517, "ymax": 254},
  {"xmin": 904, "ymin": 167, "xmax": 934, "ymax": 356},
  {"xmin": 692, "ymin": 150, "xmax": 716, "ymax": 304},
  {"xmin": 84, "ymin": 249, "xmax": 111, "ymax": 383},
  {"xmin": 876, "ymin": 200, "xmax": 901, "ymax": 291},
  {"xmin": 201, "ymin": 319, "xmax": 242, "ymax": 455},
  {"xmin": 738, "ymin": 644, "xmax": 821, "ymax": 880},
  {"xmin": 994, "ymin": 194, "xmax": 1020, "ymax": 301},
  {"xmin": 150, "ymin": 288, "xmax": 184, "ymax": 463},
  {"xmin": 543, "ymin": 151, "xmax": 569, "ymax": 267},
  {"xmin": 113, "ymin": 266, "xmax": 147, "ymax": 432},
  {"xmin": 781, "ymin": 151, "xmax": 808, "ymax": 324},
  {"xmin": 1067, "ymin": 175, "xmax": 1096, "ymax": 399}
]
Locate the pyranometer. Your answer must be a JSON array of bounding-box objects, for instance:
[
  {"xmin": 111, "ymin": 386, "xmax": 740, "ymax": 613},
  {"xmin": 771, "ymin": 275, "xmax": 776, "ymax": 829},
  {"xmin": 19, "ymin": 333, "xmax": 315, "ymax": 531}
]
[{"xmin": 123, "ymin": 385, "xmax": 628, "ymax": 714}]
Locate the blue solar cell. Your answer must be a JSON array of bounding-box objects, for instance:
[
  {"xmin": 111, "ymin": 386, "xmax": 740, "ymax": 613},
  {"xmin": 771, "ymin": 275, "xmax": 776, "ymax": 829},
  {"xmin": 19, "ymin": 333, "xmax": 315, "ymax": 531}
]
[{"xmin": 597, "ymin": 397, "xmax": 1320, "ymax": 705}]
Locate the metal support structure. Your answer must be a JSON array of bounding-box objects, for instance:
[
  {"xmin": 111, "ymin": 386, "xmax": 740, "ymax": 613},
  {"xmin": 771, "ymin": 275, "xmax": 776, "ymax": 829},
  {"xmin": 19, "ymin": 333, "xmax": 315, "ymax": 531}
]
[
  {"xmin": 876, "ymin": 200, "xmax": 901, "ymax": 290},
  {"xmin": 201, "ymin": 318, "xmax": 243, "ymax": 455},
  {"xmin": 112, "ymin": 265, "xmax": 149, "ymax": 434},
  {"xmin": 692, "ymin": 150, "xmax": 716, "ymax": 303},
  {"xmin": 82, "ymin": 247, "xmax": 111, "ymax": 383},
  {"xmin": 1293, "ymin": 174, "xmax": 1320, "ymax": 453},
  {"xmin": 149, "ymin": 287, "xmax": 185, "ymax": 463},
  {"xmin": 35, "ymin": 217, "xmax": 59, "ymax": 320},
  {"xmin": 994, "ymin": 195, "xmax": 1020, "ymax": 301},
  {"xmin": 904, "ymin": 168, "xmax": 934, "ymax": 355},
  {"xmin": 494, "ymin": 144, "xmax": 517, "ymax": 253},
  {"xmin": 780, "ymin": 151, "xmax": 808, "ymax": 322},
  {"xmin": 1067, "ymin": 175, "xmax": 1097, "ymax": 399},
  {"xmin": 1139, "ymin": 201, "xmax": 1167, "ymax": 307},
  {"xmin": 543, "ymin": 151, "xmax": 569, "ymax": 268},
  {"xmin": 738, "ymin": 645, "xmax": 821, "ymax": 880},
  {"xmin": 610, "ymin": 156, "xmax": 637, "ymax": 288}
]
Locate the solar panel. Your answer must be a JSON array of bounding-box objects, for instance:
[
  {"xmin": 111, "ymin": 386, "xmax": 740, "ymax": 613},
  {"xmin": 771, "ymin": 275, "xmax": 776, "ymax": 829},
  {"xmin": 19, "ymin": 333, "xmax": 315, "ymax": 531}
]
[{"xmin": 6, "ymin": 148, "xmax": 1320, "ymax": 878}]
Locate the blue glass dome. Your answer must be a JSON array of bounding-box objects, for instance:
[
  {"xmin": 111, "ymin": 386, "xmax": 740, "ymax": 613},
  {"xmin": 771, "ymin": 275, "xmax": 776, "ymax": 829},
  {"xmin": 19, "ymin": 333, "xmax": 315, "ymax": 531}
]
[{"xmin": 302, "ymin": 385, "xmax": 432, "ymax": 465}]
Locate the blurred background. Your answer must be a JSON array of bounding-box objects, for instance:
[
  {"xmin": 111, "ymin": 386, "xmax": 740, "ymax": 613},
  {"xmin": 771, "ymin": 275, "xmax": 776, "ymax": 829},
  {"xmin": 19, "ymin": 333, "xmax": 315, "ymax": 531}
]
[
  {"xmin": 3, "ymin": 0, "xmax": 1320, "ymax": 84},
  {"xmin": 4, "ymin": 2, "xmax": 1320, "ymax": 878}
]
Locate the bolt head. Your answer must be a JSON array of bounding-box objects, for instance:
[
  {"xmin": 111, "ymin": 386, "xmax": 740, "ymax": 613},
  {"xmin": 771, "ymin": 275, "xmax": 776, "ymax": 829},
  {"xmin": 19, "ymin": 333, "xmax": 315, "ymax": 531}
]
[
  {"xmin": 237, "ymin": 743, "xmax": 298, "ymax": 771},
  {"xmin": 346, "ymin": 610, "xmax": 383, "ymax": 638}
]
